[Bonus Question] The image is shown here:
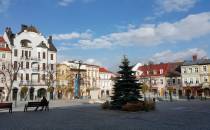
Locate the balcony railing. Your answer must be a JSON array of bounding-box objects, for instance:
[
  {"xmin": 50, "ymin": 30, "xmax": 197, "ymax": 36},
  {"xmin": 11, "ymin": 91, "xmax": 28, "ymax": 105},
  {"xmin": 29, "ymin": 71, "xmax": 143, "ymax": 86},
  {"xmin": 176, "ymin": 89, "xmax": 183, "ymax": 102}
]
[{"xmin": 19, "ymin": 81, "xmax": 47, "ymax": 86}]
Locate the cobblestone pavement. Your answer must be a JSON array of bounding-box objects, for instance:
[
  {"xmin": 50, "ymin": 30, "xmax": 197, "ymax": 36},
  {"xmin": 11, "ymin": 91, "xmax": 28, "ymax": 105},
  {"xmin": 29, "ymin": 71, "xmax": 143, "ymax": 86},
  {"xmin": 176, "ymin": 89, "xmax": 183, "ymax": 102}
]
[{"xmin": 0, "ymin": 100, "xmax": 210, "ymax": 130}]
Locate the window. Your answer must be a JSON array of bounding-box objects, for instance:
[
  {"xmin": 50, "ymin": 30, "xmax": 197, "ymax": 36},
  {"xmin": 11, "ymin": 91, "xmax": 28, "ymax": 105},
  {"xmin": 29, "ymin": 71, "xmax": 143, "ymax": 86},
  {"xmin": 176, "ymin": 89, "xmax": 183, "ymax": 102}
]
[
  {"xmin": 173, "ymin": 79, "xmax": 176, "ymax": 84},
  {"xmin": 21, "ymin": 73, "xmax": 23, "ymax": 81},
  {"xmin": 51, "ymin": 54, "xmax": 53, "ymax": 60},
  {"xmin": 1, "ymin": 77, "xmax": 5, "ymax": 83},
  {"xmin": 195, "ymin": 68, "xmax": 198, "ymax": 73},
  {"xmin": 153, "ymin": 80, "xmax": 157, "ymax": 85},
  {"xmin": 190, "ymin": 78, "xmax": 193, "ymax": 84},
  {"xmin": 160, "ymin": 69, "xmax": 163, "ymax": 74},
  {"xmin": 14, "ymin": 49, "xmax": 18, "ymax": 57},
  {"xmin": 42, "ymin": 63, "xmax": 45, "ymax": 70},
  {"xmin": 184, "ymin": 79, "xmax": 187, "ymax": 84},
  {"xmin": 43, "ymin": 52, "xmax": 46, "ymax": 59},
  {"xmin": 204, "ymin": 77, "xmax": 208, "ymax": 82},
  {"xmin": 51, "ymin": 64, "xmax": 54, "ymax": 70},
  {"xmin": 29, "ymin": 51, "xmax": 31, "ymax": 57},
  {"xmin": 38, "ymin": 52, "xmax": 40, "ymax": 59},
  {"xmin": 189, "ymin": 68, "xmax": 192, "ymax": 73},
  {"xmin": 21, "ymin": 62, "xmax": 23, "ymax": 69},
  {"xmin": 178, "ymin": 79, "xmax": 181, "ymax": 84},
  {"xmin": 13, "ymin": 73, "xmax": 17, "ymax": 81},
  {"xmin": 14, "ymin": 61, "xmax": 17, "ymax": 70},
  {"xmin": 2, "ymin": 63, "xmax": 5, "ymax": 70},
  {"xmin": 196, "ymin": 78, "xmax": 199, "ymax": 84},
  {"xmin": 160, "ymin": 79, "xmax": 163, "ymax": 84},
  {"xmin": 203, "ymin": 66, "xmax": 207, "ymax": 72},
  {"xmin": 183, "ymin": 68, "xmax": 187, "ymax": 73},
  {"xmin": 38, "ymin": 74, "xmax": 40, "ymax": 82},
  {"xmin": 2, "ymin": 53, "xmax": 5, "ymax": 58},
  {"xmin": 38, "ymin": 64, "xmax": 40, "ymax": 70},
  {"xmin": 42, "ymin": 74, "xmax": 45, "ymax": 80},
  {"xmin": 25, "ymin": 51, "xmax": 28, "ymax": 58},
  {"xmin": 26, "ymin": 73, "xmax": 29, "ymax": 81},
  {"xmin": 26, "ymin": 62, "xmax": 29, "ymax": 69},
  {"xmin": 22, "ymin": 50, "xmax": 24, "ymax": 57}
]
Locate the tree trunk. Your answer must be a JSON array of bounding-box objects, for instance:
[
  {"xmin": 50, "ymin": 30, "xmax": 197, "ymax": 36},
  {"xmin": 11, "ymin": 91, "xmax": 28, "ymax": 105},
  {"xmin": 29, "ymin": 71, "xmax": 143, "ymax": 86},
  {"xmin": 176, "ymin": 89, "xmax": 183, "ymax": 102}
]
[
  {"xmin": 144, "ymin": 93, "xmax": 146, "ymax": 102},
  {"xmin": 6, "ymin": 88, "xmax": 12, "ymax": 102}
]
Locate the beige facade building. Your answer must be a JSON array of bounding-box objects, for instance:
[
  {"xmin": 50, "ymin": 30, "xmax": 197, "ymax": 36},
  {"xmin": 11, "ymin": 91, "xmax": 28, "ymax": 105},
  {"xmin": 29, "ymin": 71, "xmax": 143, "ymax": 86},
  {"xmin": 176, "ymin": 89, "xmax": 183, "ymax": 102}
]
[
  {"xmin": 62, "ymin": 61, "xmax": 100, "ymax": 99},
  {"xmin": 0, "ymin": 36, "xmax": 11, "ymax": 101}
]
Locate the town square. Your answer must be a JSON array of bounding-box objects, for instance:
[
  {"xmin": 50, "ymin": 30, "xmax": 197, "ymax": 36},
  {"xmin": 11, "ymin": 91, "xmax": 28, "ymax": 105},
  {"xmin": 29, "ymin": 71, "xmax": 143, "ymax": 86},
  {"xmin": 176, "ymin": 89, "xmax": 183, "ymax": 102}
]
[{"xmin": 0, "ymin": 0, "xmax": 210, "ymax": 130}]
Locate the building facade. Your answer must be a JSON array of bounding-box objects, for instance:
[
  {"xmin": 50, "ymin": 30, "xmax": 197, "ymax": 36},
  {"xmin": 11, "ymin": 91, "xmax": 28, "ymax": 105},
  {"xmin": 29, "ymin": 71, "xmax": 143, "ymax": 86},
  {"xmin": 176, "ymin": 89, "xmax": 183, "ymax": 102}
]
[
  {"xmin": 56, "ymin": 64, "xmax": 88, "ymax": 99},
  {"xmin": 0, "ymin": 36, "xmax": 11, "ymax": 101},
  {"xmin": 137, "ymin": 62, "xmax": 182, "ymax": 97},
  {"xmin": 62, "ymin": 61, "xmax": 100, "ymax": 99},
  {"xmin": 3, "ymin": 25, "xmax": 57, "ymax": 101},
  {"xmin": 181, "ymin": 56, "xmax": 210, "ymax": 97},
  {"xmin": 99, "ymin": 67, "xmax": 115, "ymax": 99}
]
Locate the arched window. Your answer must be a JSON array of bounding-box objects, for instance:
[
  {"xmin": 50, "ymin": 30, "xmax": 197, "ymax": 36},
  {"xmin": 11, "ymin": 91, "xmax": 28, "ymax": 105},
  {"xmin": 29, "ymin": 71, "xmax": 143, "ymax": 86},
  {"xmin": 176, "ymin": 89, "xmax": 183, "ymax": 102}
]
[{"xmin": 20, "ymin": 39, "xmax": 31, "ymax": 47}]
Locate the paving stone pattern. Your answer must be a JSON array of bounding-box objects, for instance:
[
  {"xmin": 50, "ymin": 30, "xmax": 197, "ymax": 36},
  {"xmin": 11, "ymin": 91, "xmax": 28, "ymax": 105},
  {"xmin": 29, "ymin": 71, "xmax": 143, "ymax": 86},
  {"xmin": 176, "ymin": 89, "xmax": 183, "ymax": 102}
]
[{"xmin": 0, "ymin": 100, "xmax": 210, "ymax": 130}]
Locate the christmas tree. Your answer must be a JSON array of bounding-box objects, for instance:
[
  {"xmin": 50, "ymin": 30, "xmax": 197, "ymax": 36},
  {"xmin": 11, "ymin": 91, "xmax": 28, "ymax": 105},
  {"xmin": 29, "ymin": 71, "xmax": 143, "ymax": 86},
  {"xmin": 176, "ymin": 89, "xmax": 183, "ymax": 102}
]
[{"xmin": 111, "ymin": 56, "xmax": 142, "ymax": 109}]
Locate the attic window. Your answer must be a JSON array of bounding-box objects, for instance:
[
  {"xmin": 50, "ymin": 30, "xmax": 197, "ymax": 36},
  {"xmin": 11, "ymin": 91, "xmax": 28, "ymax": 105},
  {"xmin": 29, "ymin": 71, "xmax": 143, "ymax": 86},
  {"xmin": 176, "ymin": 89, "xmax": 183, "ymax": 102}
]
[{"xmin": 21, "ymin": 39, "xmax": 31, "ymax": 47}]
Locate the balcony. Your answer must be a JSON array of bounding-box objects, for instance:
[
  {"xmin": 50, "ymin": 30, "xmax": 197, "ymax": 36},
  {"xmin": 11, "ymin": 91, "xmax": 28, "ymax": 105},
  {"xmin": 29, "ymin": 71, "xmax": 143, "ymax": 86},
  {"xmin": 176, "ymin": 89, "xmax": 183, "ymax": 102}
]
[
  {"xmin": 31, "ymin": 57, "xmax": 41, "ymax": 61},
  {"xmin": 32, "ymin": 67, "xmax": 39, "ymax": 72},
  {"xmin": 19, "ymin": 81, "xmax": 47, "ymax": 86}
]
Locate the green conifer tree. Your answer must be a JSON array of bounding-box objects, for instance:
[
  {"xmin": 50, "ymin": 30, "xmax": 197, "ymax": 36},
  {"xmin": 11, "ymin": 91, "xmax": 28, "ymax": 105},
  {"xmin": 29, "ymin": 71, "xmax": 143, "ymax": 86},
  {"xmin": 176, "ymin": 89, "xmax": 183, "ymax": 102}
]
[{"xmin": 111, "ymin": 56, "xmax": 142, "ymax": 109}]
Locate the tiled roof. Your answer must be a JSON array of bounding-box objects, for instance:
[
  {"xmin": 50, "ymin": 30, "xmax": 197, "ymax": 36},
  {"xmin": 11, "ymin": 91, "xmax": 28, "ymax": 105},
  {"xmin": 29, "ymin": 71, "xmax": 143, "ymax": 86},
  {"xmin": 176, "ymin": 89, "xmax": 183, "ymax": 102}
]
[
  {"xmin": 183, "ymin": 59, "xmax": 210, "ymax": 66},
  {"xmin": 0, "ymin": 36, "xmax": 5, "ymax": 43},
  {"xmin": 0, "ymin": 47, "xmax": 11, "ymax": 51},
  {"xmin": 48, "ymin": 42, "xmax": 57, "ymax": 52},
  {"xmin": 37, "ymin": 41, "xmax": 48, "ymax": 48},
  {"xmin": 99, "ymin": 67, "xmax": 109, "ymax": 73},
  {"xmin": 138, "ymin": 62, "xmax": 182, "ymax": 77}
]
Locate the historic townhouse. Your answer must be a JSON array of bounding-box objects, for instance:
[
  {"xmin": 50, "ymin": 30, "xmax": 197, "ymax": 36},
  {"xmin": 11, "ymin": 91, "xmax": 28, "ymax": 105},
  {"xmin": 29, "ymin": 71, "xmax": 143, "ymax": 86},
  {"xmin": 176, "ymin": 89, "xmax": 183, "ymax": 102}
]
[
  {"xmin": 99, "ymin": 67, "xmax": 116, "ymax": 99},
  {"xmin": 0, "ymin": 36, "xmax": 11, "ymax": 101},
  {"xmin": 137, "ymin": 62, "xmax": 182, "ymax": 97},
  {"xmin": 62, "ymin": 61, "xmax": 100, "ymax": 99},
  {"xmin": 181, "ymin": 55, "xmax": 210, "ymax": 97},
  {"xmin": 3, "ymin": 25, "xmax": 57, "ymax": 101},
  {"xmin": 56, "ymin": 63, "xmax": 87, "ymax": 99}
]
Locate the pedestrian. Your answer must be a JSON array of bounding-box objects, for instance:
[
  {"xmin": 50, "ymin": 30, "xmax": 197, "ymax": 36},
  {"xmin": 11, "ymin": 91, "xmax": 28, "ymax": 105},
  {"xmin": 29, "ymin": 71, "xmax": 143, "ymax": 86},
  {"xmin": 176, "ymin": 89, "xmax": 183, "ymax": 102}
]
[{"xmin": 35, "ymin": 96, "xmax": 48, "ymax": 111}]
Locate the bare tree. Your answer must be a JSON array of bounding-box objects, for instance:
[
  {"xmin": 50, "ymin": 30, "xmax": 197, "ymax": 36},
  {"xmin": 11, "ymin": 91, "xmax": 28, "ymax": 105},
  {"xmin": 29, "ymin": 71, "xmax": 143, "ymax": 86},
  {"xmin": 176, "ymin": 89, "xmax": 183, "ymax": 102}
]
[{"xmin": 0, "ymin": 62, "xmax": 20, "ymax": 101}]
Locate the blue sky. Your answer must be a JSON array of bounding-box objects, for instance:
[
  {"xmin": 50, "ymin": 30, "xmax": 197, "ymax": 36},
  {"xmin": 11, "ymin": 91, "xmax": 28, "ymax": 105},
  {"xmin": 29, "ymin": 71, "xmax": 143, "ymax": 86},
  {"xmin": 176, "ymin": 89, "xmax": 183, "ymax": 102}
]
[{"xmin": 0, "ymin": 0, "xmax": 210, "ymax": 71}]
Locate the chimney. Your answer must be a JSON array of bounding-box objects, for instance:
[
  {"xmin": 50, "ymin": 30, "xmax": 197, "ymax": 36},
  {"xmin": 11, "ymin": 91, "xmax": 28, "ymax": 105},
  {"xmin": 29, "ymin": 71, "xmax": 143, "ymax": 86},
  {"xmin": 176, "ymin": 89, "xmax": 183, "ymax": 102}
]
[
  {"xmin": 21, "ymin": 24, "xmax": 28, "ymax": 32},
  {"xmin": 48, "ymin": 36, "xmax": 52, "ymax": 43},
  {"xmin": 192, "ymin": 54, "xmax": 197, "ymax": 61}
]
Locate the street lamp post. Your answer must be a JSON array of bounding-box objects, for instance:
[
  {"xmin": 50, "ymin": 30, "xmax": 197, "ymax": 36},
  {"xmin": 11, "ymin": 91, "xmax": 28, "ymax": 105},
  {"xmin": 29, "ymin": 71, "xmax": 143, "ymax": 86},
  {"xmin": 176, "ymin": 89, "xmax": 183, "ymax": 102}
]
[{"xmin": 74, "ymin": 60, "xmax": 82, "ymax": 99}]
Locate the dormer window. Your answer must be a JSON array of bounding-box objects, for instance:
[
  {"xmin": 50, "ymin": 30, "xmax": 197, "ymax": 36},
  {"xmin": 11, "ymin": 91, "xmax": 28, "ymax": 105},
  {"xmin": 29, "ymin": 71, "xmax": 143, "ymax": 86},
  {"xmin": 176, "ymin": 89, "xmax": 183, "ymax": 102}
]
[{"xmin": 20, "ymin": 39, "xmax": 31, "ymax": 47}]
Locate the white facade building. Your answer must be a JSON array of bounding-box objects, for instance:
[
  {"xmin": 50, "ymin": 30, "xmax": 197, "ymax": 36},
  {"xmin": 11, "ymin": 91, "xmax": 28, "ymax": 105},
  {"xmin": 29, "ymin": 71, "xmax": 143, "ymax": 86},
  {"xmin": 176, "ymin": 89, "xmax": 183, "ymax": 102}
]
[
  {"xmin": 99, "ymin": 67, "xmax": 115, "ymax": 99},
  {"xmin": 3, "ymin": 25, "xmax": 57, "ymax": 101},
  {"xmin": 181, "ymin": 55, "xmax": 210, "ymax": 97}
]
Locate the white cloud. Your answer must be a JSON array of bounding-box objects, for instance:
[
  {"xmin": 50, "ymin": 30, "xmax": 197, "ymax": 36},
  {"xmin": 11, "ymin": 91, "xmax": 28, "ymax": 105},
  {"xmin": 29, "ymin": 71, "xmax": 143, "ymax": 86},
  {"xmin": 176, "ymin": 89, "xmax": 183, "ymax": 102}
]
[
  {"xmin": 156, "ymin": 0, "xmax": 197, "ymax": 14},
  {"xmin": 56, "ymin": 12, "xmax": 210, "ymax": 49},
  {"xmin": 58, "ymin": 0, "xmax": 75, "ymax": 6},
  {"xmin": 84, "ymin": 58, "xmax": 102, "ymax": 66},
  {"xmin": 151, "ymin": 48, "xmax": 208, "ymax": 63},
  {"xmin": 58, "ymin": 0, "xmax": 95, "ymax": 6},
  {"xmin": 0, "ymin": 0, "xmax": 10, "ymax": 13},
  {"xmin": 52, "ymin": 30, "xmax": 92, "ymax": 40}
]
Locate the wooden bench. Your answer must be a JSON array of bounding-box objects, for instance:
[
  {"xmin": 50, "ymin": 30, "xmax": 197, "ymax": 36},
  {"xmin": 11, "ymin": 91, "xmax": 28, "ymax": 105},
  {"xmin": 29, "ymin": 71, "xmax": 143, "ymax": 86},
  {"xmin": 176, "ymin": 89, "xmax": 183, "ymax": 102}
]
[
  {"xmin": 0, "ymin": 103, "xmax": 12, "ymax": 113},
  {"xmin": 24, "ymin": 101, "xmax": 49, "ymax": 112}
]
